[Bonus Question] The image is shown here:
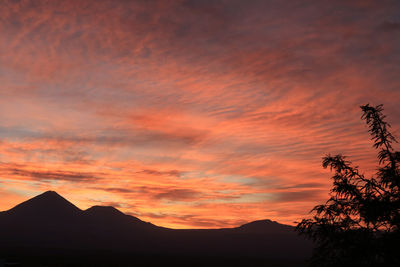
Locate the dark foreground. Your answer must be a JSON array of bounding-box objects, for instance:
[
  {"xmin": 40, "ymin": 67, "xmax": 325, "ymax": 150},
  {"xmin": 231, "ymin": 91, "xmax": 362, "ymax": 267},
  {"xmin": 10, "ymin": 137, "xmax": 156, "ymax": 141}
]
[{"xmin": 1, "ymin": 249, "xmax": 307, "ymax": 267}]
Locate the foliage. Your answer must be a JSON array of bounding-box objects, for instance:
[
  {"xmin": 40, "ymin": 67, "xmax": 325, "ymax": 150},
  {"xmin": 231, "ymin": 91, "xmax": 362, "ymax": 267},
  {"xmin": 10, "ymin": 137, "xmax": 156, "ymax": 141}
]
[{"xmin": 296, "ymin": 104, "xmax": 400, "ymax": 267}]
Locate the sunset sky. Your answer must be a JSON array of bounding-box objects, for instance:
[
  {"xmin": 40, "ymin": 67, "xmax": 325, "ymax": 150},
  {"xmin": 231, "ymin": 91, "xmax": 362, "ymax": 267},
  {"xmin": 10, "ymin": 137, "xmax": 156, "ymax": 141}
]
[{"xmin": 1, "ymin": 0, "xmax": 400, "ymax": 229}]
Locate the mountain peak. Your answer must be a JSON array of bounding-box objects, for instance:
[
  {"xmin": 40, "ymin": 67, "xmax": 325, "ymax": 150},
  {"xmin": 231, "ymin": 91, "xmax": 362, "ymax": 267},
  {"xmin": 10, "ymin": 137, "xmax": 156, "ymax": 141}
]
[
  {"xmin": 85, "ymin": 205, "xmax": 125, "ymax": 216},
  {"xmin": 237, "ymin": 219, "xmax": 293, "ymax": 233},
  {"xmin": 240, "ymin": 219, "xmax": 275, "ymax": 226},
  {"xmin": 40, "ymin": 190, "xmax": 62, "ymax": 197},
  {"xmin": 6, "ymin": 190, "xmax": 81, "ymax": 216},
  {"xmin": 29, "ymin": 190, "xmax": 74, "ymax": 204}
]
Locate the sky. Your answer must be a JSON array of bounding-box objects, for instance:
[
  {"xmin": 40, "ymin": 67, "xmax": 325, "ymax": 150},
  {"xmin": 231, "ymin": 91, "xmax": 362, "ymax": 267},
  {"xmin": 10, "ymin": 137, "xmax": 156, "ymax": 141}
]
[{"xmin": 0, "ymin": 0, "xmax": 400, "ymax": 229}]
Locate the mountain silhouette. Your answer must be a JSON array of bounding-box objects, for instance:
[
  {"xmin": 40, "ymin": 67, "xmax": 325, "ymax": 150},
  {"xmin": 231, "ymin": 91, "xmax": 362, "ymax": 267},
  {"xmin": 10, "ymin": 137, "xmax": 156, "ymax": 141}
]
[
  {"xmin": 5, "ymin": 191, "xmax": 80, "ymax": 217},
  {"xmin": 0, "ymin": 191, "xmax": 312, "ymax": 266},
  {"xmin": 237, "ymin": 219, "xmax": 293, "ymax": 233}
]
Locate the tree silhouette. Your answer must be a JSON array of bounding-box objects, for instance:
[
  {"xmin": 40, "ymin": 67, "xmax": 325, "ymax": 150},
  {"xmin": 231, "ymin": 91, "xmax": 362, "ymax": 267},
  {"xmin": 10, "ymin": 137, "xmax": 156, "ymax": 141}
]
[{"xmin": 296, "ymin": 104, "xmax": 400, "ymax": 267}]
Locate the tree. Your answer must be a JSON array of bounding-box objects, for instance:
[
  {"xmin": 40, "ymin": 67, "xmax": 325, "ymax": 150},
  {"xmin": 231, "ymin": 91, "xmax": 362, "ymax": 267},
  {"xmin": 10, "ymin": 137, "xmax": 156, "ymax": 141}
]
[{"xmin": 296, "ymin": 104, "xmax": 400, "ymax": 267}]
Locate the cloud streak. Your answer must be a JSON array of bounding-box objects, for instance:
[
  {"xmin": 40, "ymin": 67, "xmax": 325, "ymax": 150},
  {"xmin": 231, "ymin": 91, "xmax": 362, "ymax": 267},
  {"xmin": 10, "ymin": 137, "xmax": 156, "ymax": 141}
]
[{"xmin": 0, "ymin": 162, "xmax": 103, "ymax": 182}]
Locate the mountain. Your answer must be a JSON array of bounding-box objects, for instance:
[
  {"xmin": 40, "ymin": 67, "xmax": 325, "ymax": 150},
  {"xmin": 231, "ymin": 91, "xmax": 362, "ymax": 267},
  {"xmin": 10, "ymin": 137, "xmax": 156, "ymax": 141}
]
[
  {"xmin": 4, "ymin": 191, "xmax": 80, "ymax": 217},
  {"xmin": 237, "ymin": 219, "xmax": 294, "ymax": 233},
  {"xmin": 0, "ymin": 191, "xmax": 312, "ymax": 266}
]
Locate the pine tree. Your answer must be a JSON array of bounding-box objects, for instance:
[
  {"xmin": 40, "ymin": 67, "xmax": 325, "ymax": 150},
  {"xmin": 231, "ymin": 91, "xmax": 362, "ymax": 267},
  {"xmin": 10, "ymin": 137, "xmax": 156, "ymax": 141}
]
[{"xmin": 296, "ymin": 104, "xmax": 400, "ymax": 266}]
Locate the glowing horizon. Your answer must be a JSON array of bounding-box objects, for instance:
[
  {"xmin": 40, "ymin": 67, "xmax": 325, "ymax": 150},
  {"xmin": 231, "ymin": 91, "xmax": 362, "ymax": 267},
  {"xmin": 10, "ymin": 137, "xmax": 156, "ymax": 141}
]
[{"xmin": 1, "ymin": 0, "xmax": 400, "ymax": 229}]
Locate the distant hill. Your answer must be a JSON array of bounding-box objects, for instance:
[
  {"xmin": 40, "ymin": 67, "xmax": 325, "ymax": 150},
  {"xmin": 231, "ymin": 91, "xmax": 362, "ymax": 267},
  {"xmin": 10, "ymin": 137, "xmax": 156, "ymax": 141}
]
[{"xmin": 0, "ymin": 191, "xmax": 312, "ymax": 266}]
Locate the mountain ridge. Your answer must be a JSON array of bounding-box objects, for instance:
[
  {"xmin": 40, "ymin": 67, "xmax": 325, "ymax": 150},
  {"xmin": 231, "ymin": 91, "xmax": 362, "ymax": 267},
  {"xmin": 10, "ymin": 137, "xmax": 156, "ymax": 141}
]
[
  {"xmin": 1, "ymin": 191, "xmax": 294, "ymax": 230},
  {"xmin": 5, "ymin": 190, "xmax": 81, "ymax": 217},
  {"xmin": 0, "ymin": 191, "xmax": 313, "ymax": 265}
]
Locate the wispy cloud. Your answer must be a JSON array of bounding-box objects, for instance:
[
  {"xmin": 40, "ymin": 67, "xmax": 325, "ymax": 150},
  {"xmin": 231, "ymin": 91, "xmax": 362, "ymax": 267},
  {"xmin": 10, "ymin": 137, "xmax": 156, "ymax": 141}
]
[{"xmin": 0, "ymin": 162, "xmax": 103, "ymax": 182}]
